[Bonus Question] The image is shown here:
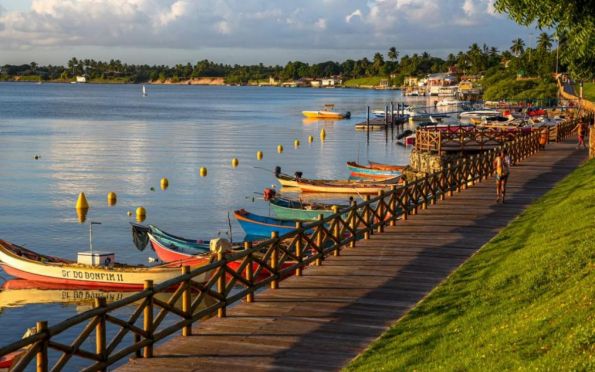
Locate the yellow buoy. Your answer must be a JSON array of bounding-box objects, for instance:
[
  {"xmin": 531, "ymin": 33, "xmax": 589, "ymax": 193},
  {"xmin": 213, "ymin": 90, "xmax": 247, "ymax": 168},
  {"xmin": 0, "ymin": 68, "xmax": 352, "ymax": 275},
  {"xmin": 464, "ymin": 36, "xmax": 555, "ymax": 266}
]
[
  {"xmin": 256, "ymin": 150, "xmax": 263, "ymax": 160},
  {"xmin": 160, "ymin": 177, "xmax": 169, "ymax": 190},
  {"xmin": 308, "ymin": 135, "xmax": 314, "ymax": 144},
  {"xmin": 136, "ymin": 207, "xmax": 146, "ymax": 222},
  {"xmin": 294, "ymin": 139, "xmax": 300, "ymax": 148},
  {"xmin": 320, "ymin": 128, "xmax": 326, "ymax": 141},
  {"xmin": 127, "ymin": 211, "xmax": 133, "ymax": 217},
  {"xmin": 200, "ymin": 167, "xmax": 207, "ymax": 177},
  {"xmin": 277, "ymin": 145, "xmax": 283, "ymax": 153},
  {"xmin": 75, "ymin": 192, "xmax": 89, "ymax": 210},
  {"xmin": 231, "ymin": 158, "xmax": 239, "ymax": 168},
  {"xmin": 107, "ymin": 192, "xmax": 117, "ymax": 206},
  {"xmin": 76, "ymin": 208, "xmax": 88, "ymax": 224}
]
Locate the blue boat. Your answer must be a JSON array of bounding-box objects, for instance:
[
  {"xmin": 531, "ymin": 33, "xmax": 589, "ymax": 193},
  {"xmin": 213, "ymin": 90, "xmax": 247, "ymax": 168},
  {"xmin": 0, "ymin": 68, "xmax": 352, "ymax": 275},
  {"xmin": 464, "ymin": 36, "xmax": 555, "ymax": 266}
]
[{"xmin": 234, "ymin": 209, "xmax": 313, "ymax": 238}]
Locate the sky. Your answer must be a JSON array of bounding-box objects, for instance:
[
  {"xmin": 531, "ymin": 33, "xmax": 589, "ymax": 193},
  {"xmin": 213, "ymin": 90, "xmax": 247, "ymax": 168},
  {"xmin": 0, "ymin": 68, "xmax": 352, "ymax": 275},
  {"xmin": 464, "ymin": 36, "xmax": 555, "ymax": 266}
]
[{"xmin": 0, "ymin": 0, "xmax": 538, "ymax": 66}]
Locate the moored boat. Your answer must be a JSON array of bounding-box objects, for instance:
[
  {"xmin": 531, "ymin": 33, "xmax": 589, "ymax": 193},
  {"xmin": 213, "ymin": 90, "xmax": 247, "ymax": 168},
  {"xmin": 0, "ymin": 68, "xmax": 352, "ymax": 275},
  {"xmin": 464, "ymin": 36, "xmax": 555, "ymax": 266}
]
[
  {"xmin": 269, "ymin": 196, "xmax": 345, "ymax": 220},
  {"xmin": 284, "ymin": 178, "xmax": 399, "ymax": 194},
  {"xmin": 302, "ymin": 104, "xmax": 351, "ymax": 120},
  {"xmin": 346, "ymin": 161, "xmax": 405, "ymax": 178},
  {"xmin": 0, "ymin": 240, "xmax": 209, "ymax": 289},
  {"xmin": 234, "ymin": 209, "xmax": 313, "ymax": 238},
  {"xmin": 275, "ymin": 168, "xmax": 399, "ymax": 188}
]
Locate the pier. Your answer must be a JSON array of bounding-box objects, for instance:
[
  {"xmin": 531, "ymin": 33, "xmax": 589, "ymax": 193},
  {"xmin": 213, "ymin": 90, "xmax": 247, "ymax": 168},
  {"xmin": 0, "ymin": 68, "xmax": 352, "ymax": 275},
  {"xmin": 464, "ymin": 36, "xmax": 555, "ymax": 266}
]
[{"xmin": 0, "ymin": 120, "xmax": 585, "ymax": 371}]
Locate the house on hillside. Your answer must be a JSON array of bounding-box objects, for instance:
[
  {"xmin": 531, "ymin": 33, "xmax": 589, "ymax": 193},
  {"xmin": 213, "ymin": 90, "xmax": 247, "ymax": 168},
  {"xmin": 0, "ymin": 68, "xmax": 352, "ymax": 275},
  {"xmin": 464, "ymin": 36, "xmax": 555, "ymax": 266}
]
[{"xmin": 427, "ymin": 73, "xmax": 458, "ymax": 95}]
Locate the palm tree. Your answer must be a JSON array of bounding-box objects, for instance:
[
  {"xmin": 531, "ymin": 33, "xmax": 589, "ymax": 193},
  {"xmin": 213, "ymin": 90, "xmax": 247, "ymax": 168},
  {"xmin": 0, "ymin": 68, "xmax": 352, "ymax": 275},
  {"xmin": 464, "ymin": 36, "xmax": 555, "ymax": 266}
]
[
  {"xmin": 510, "ymin": 38, "xmax": 525, "ymax": 57},
  {"xmin": 388, "ymin": 47, "xmax": 399, "ymax": 62},
  {"xmin": 537, "ymin": 32, "xmax": 552, "ymax": 52}
]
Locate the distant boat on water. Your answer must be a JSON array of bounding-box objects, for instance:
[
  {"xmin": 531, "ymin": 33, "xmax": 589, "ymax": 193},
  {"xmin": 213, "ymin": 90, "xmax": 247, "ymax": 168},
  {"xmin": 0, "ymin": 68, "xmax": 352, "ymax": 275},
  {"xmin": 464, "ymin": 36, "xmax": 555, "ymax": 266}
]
[{"xmin": 142, "ymin": 85, "xmax": 148, "ymax": 97}]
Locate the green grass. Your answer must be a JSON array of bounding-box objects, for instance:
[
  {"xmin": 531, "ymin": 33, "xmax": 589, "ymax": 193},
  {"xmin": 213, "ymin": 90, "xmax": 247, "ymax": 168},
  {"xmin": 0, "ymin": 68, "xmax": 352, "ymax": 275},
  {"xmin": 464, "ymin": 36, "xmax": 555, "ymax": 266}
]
[
  {"xmin": 580, "ymin": 82, "xmax": 595, "ymax": 102},
  {"xmin": 346, "ymin": 159, "xmax": 595, "ymax": 371},
  {"xmin": 343, "ymin": 76, "xmax": 385, "ymax": 88}
]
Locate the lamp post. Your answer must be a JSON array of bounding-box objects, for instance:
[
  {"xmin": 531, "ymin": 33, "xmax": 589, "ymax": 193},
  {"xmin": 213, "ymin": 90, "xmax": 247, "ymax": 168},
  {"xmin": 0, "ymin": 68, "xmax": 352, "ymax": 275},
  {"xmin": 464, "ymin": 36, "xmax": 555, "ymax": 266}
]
[{"xmin": 554, "ymin": 34, "xmax": 559, "ymax": 75}]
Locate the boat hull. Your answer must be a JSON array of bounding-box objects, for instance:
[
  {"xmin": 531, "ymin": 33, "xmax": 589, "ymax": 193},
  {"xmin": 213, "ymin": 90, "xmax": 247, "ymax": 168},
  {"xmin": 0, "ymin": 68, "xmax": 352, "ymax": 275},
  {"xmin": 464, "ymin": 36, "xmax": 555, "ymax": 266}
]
[
  {"xmin": 302, "ymin": 111, "xmax": 346, "ymax": 119},
  {"xmin": 234, "ymin": 210, "xmax": 312, "ymax": 238},
  {"xmin": 346, "ymin": 161, "xmax": 403, "ymax": 178},
  {"xmin": 0, "ymin": 240, "xmax": 208, "ymax": 290},
  {"xmin": 269, "ymin": 198, "xmax": 336, "ymax": 220}
]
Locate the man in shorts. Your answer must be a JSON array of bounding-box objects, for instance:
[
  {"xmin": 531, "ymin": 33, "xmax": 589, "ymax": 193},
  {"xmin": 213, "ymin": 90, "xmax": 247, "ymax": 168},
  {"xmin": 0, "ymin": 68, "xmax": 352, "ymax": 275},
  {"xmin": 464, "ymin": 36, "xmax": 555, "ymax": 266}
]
[{"xmin": 494, "ymin": 149, "xmax": 511, "ymax": 203}]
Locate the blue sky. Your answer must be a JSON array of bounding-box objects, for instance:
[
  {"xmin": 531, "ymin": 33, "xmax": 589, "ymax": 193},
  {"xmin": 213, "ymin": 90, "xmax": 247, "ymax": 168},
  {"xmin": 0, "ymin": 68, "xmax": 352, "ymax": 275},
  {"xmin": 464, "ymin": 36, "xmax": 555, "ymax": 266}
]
[{"xmin": 0, "ymin": 0, "xmax": 538, "ymax": 66}]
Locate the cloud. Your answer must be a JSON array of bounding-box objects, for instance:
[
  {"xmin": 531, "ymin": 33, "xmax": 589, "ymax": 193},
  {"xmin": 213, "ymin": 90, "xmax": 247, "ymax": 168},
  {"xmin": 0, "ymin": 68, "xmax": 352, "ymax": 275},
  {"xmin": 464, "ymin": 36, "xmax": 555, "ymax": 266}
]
[{"xmin": 0, "ymin": 0, "xmax": 533, "ymax": 63}]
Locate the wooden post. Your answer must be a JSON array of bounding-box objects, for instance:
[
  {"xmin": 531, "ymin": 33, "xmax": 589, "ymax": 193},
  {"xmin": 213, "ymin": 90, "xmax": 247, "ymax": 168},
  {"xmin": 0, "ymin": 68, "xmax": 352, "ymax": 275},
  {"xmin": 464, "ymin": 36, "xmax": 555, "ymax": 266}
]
[
  {"xmin": 363, "ymin": 195, "xmax": 371, "ymax": 239},
  {"xmin": 181, "ymin": 266, "xmax": 191, "ymax": 336},
  {"xmin": 143, "ymin": 280, "xmax": 154, "ymax": 358},
  {"xmin": 590, "ymin": 127, "xmax": 595, "ymax": 159},
  {"xmin": 245, "ymin": 241, "xmax": 254, "ymax": 302},
  {"xmin": 316, "ymin": 214, "xmax": 324, "ymax": 265},
  {"xmin": 217, "ymin": 252, "xmax": 226, "ymax": 317},
  {"xmin": 95, "ymin": 297, "xmax": 107, "ymax": 371},
  {"xmin": 350, "ymin": 200, "xmax": 357, "ymax": 248},
  {"xmin": 447, "ymin": 163, "xmax": 454, "ymax": 197},
  {"xmin": 294, "ymin": 223, "xmax": 303, "ymax": 276},
  {"xmin": 36, "ymin": 321, "xmax": 48, "ymax": 372},
  {"xmin": 422, "ymin": 175, "xmax": 428, "ymax": 210},
  {"xmin": 332, "ymin": 205, "xmax": 341, "ymax": 256},
  {"xmin": 377, "ymin": 190, "xmax": 385, "ymax": 233},
  {"xmin": 390, "ymin": 185, "xmax": 397, "ymax": 226},
  {"xmin": 270, "ymin": 231, "xmax": 279, "ymax": 289},
  {"xmin": 402, "ymin": 182, "xmax": 409, "ymax": 221}
]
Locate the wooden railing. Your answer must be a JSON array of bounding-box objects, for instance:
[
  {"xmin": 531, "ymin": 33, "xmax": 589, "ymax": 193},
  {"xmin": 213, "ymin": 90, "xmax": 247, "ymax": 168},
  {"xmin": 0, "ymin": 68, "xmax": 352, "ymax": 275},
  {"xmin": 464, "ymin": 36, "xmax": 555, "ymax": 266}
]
[
  {"xmin": 416, "ymin": 121, "xmax": 576, "ymax": 153},
  {"xmin": 0, "ymin": 119, "xmax": 579, "ymax": 372}
]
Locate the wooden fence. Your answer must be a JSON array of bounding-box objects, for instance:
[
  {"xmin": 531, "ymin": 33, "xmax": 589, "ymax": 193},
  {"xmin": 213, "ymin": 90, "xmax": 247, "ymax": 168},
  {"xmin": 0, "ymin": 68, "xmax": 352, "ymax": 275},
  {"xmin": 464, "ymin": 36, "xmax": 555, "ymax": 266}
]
[
  {"xmin": 0, "ymin": 119, "xmax": 578, "ymax": 372},
  {"xmin": 416, "ymin": 121, "xmax": 575, "ymax": 154}
]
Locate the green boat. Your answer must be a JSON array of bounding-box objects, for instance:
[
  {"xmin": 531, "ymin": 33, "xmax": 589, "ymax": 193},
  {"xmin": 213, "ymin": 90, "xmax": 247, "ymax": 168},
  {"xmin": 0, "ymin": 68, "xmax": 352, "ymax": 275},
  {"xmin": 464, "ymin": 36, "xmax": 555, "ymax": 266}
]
[{"xmin": 269, "ymin": 197, "xmax": 347, "ymax": 220}]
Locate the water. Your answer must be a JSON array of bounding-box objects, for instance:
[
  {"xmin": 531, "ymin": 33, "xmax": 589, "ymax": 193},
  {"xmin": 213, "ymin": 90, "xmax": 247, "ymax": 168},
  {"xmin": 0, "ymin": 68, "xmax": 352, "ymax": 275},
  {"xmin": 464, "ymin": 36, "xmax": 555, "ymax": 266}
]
[{"xmin": 0, "ymin": 82, "xmax": 455, "ymax": 364}]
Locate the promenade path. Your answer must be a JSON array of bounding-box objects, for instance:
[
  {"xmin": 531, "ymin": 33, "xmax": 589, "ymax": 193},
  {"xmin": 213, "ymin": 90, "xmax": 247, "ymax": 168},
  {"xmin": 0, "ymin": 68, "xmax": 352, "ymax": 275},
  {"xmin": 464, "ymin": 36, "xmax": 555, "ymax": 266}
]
[{"xmin": 120, "ymin": 139, "xmax": 586, "ymax": 372}]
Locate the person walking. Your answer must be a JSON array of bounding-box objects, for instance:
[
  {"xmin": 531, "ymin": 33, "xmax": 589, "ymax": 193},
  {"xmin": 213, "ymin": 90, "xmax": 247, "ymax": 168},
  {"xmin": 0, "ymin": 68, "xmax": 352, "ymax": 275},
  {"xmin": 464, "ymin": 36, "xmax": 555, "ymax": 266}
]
[
  {"xmin": 574, "ymin": 119, "xmax": 587, "ymax": 149},
  {"xmin": 494, "ymin": 149, "xmax": 511, "ymax": 203}
]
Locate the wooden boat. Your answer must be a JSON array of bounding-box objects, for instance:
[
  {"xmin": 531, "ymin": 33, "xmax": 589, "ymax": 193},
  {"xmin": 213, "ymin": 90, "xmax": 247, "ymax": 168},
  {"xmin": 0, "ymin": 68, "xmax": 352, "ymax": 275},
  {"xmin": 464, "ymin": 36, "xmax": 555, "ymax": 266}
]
[
  {"xmin": 269, "ymin": 197, "xmax": 346, "ymax": 220},
  {"xmin": 234, "ymin": 209, "xmax": 313, "ymax": 238},
  {"xmin": 148, "ymin": 233, "xmax": 213, "ymax": 266},
  {"xmin": 276, "ymin": 173, "xmax": 401, "ymax": 194},
  {"xmin": 131, "ymin": 223, "xmax": 212, "ymax": 253},
  {"xmin": 276, "ymin": 171, "xmax": 398, "ymax": 188},
  {"xmin": 302, "ymin": 104, "xmax": 351, "ymax": 120},
  {"xmin": 346, "ymin": 161, "xmax": 405, "ymax": 179},
  {"xmin": 0, "ymin": 240, "xmax": 209, "ymax": 290}
]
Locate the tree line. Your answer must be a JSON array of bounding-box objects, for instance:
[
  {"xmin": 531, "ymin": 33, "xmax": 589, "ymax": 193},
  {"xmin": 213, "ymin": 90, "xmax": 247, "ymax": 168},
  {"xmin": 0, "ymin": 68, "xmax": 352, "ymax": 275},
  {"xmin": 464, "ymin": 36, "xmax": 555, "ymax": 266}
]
[{"xmin": 0, "ymin": 33, "xmax": 583, "ymax": 85}]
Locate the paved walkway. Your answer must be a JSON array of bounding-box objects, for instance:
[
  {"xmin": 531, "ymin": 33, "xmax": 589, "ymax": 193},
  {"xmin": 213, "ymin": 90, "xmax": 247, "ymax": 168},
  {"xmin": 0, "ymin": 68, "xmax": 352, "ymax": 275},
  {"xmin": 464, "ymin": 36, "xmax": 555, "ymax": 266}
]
[{"xmin": 120, "ymin": 139, "xmax": 586, "ymax": 371}]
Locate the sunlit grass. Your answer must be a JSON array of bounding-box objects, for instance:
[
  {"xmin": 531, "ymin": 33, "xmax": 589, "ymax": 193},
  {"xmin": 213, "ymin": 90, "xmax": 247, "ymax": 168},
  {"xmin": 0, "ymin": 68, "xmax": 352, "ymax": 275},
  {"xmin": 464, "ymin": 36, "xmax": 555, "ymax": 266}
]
[{"xmin": 346, "ymin": 159, "xmax": 595, "ymax": 371}]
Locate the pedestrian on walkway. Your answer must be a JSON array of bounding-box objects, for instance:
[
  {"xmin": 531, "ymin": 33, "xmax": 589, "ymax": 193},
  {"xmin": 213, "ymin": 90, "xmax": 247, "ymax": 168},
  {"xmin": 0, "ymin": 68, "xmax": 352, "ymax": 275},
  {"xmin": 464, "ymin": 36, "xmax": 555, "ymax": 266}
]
[
  {"xmin": 494, "ymin": 149, "xmax": 511, "ymax": 203},
  {"xmin": 574, "ymin": 119, "xmax": 587, "ymax": 149}
]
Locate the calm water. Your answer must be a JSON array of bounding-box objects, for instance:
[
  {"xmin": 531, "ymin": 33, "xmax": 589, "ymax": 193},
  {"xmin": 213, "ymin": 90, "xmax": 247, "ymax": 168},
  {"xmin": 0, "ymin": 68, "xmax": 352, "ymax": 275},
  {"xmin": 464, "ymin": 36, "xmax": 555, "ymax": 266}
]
[{"xmin": 0, "ymin": 83, "xmax": 455, "ymax": 363}]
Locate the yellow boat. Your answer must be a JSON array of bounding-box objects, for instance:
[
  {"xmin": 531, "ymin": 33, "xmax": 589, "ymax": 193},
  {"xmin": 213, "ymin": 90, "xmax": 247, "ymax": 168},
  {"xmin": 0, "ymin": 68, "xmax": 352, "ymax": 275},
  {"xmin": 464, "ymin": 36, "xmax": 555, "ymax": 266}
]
[{"xmin": 302, "ymin": 104, "xmax": 351, "ymax": 119}]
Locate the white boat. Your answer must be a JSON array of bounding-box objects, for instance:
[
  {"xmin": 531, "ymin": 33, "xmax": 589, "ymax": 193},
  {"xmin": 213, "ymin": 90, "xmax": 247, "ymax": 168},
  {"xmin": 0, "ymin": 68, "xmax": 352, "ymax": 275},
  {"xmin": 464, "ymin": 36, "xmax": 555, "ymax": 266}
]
[
  {"xmin": 459, "ymin": 110, "xmax": 501, "ymax": 118},
  {"xmin": 404, "ymin": 107, "xmax": 449, "ymax": 121},
  {"xmin": 142, "ymin": 85, "xmax": 148, "ymax": 97},
  {"xmin": 436, "ymin": 99, "xmax": 464, "ymax": 107}
]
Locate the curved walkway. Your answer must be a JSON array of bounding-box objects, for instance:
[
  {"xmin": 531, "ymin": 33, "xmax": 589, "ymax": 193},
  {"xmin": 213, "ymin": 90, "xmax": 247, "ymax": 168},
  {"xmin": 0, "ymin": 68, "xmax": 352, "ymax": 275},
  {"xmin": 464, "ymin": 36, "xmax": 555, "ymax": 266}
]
[{"xmin": 119, "ymin": 139, "xmax": 586, "ymax": 371}]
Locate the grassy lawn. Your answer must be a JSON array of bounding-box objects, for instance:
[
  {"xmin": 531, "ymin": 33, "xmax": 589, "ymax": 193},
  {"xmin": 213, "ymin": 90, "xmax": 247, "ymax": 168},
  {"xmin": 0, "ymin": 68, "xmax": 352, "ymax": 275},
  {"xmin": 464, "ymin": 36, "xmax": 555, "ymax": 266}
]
[
  {"xmin": 346, "ymin": 159, "xmax": 595, "ymax": 371},
  {"xmin": 343, "ymin": 76, "xmax": 385, "ymax": 88},
  {"xmin": 581, "ymin": 82, "xmax": 595, "ymax": 102}
]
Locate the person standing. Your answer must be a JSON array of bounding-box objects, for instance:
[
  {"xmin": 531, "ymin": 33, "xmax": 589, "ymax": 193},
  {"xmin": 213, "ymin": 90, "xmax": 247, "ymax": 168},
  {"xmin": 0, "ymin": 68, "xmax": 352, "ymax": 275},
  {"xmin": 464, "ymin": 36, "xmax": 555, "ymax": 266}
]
[
  {"xmin": 494, "ymin": 149, "xmax": 511, "ymax": 203},
  {"xmin": 574, "ymin": 119, "xmax": 587, "ymax": 149}
]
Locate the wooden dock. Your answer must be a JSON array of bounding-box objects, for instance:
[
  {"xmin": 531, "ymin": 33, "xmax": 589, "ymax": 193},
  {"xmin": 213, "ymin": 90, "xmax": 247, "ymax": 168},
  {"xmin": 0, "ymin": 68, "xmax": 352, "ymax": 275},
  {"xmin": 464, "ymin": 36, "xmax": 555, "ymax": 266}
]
[{"xmin": 119, "ymin": 138, "xmax": 586, "ymax": 371}]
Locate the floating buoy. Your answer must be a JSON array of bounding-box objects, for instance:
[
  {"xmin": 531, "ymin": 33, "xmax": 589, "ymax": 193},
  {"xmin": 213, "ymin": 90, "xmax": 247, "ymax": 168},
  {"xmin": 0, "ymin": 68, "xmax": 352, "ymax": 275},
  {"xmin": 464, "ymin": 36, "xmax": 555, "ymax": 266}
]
[
  {"xmin": 76, "ymin": 208, "xmax": 88, "ymax": 224},
  {"xmin": 231, "ymin": 158, "xmax": 239, "ymax": 168},
  {"xmin": 34, "ymin": 155, "xmax": 40, "ymax": 160},
  {"xmin": 127, "ymin": 211, "xmax": 133, "ymax": 217},
  {"xmin": 75, "ymin": 192, "xmax": 89, "ymax": 210},
  {"xmin": 200, "ymin": 167, "xmax": 207, "ymax": 177},
  {"xmin": 107, "ymin": 192, "xmax": 117, "ymax": 206},
  {"xmin": 136, "ymin": 207, "xmax": 146, "ymax": 222},
  {"xmin": 294, "ymin": 139, "xmax": 300, "ymax": 148},
  {"xmin": 320, "ymin": 128, "xmax": 326, "ymax": 141},
  {"xmin": 308, "ymin": 135, "xmax": 314, "ymax": 144},
  {"xmin": 160, "ymin": 177, "xmax": 169, "ymax": 190},
  {"xmin": 256, "ymin": 151, "xmax": 263, "ymax": 160},
  {"xmin": 277, "ymin": 145, "xmax": 283, "ymax": 154},
  {"xmin": 150, "ymin": 187, "xmax": 155, "ymax": 192}
]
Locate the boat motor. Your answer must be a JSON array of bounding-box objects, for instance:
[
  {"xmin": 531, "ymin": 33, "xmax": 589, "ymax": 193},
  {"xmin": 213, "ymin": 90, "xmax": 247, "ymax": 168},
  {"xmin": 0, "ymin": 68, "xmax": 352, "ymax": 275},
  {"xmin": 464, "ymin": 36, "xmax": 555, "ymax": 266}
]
[
  {"xmin": 274, "ymin": 166, "xmax": 281, "ymax": 176},
  {"xmin": 263, "ymin": 188, "xmax": 277, "ymax": 201},
  {"xmin": 294, "ymin": 171, "xmax": 303, "ymax": 180},
  {"xmin": 345, "ymin": 111, "xmax": 351, "ymax": 119}
]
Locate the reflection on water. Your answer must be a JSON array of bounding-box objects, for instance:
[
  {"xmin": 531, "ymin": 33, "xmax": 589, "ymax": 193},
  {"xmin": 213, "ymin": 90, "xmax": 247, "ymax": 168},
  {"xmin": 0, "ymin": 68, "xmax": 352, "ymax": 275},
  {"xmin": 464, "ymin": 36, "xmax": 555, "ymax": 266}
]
[{"xmin": 0, "ymin": 83, "xmax": 460, "ymax": 350}]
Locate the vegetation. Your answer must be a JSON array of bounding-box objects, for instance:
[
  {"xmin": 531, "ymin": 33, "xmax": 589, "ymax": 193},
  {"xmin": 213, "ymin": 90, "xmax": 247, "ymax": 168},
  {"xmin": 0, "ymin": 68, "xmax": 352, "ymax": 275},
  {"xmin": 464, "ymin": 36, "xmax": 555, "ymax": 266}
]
[
  {"xmin": 346, "ymin": 159, "xmax": 595, "ymax": 371},
  {"xmin": 579, "ymin": 82, "xmax": 595, "ymax": 102},
  {"xmin": 343, "ymin": 77, "xmax": 385, "ymax": 88},
  {"xmin": 495, "ymin": 0, "xmax": 594, "ymax": 79}
]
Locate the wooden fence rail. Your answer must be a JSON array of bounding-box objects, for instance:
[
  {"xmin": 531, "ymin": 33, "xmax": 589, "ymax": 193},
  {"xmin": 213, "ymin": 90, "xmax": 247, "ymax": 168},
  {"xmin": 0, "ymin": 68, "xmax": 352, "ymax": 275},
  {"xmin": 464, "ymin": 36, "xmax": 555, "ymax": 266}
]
[{"xmin": 0, "ymin": 119, "xmax": 579, "ymax": 372}]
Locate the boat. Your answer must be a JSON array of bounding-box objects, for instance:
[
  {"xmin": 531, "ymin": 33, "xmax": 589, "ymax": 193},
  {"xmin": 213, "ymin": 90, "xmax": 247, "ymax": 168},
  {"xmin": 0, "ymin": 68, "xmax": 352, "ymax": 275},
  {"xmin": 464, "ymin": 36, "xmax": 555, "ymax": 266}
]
[
  {"xmin": 346, "ymin": 161, "xmax": 405, "ymax": 179},
  {"xmin": 302, "ymin": 104, "xmax": 351, "ymax": 120},
  {"xmin": 269, "ymin": 196, "xmax": 346, "ymax": 220},
  {"xmin": 148, "ymin": 233, "xmax": 213, "ymax": 266},
  {"xmin": 459, "ymin": 109, "xmax": 501, "ymax": 118},
  {"xmin": 142, "ymin": 85, "xmax": 148, "ymax": 97},
  {"xmin": 279, "ymin": 177, "xmax": 400, "ymax": 194},
  {"xmin": 234, "ymin": 209, "xmax": 313, "ymax": 238},
  {"xmin": 131, "ymin": 223, "xmax": 211, "ymax": 253},
  {"xmin": 0, "ymin": 240, "xmax": 210, "ymax": 289},
  {"xmin": 436, "ymin": 98, "xmax": 463, "ymax": 106},
  {"xmin": 275, "ymin": 168, "xmax": 398, "ymax": 188},
  {"xmin": 404, "ymin": 107, "xmax": 449, "ymax": 121}
]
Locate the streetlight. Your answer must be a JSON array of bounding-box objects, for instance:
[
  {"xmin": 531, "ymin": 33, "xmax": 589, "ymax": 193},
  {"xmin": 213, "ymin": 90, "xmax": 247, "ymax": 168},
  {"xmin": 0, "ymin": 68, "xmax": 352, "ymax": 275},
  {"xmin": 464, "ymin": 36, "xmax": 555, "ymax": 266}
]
[{"xmin": 554, "ymin": 34, "xmax": 559, "ymax": 75}]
